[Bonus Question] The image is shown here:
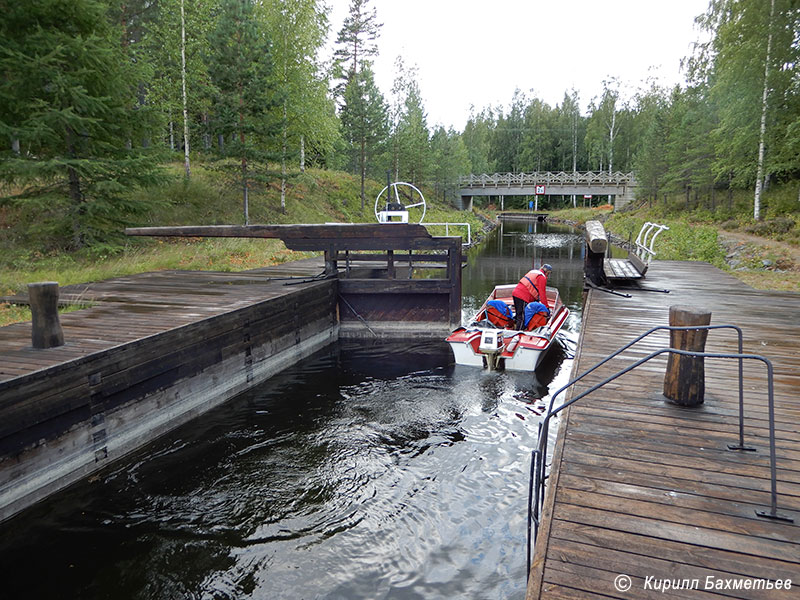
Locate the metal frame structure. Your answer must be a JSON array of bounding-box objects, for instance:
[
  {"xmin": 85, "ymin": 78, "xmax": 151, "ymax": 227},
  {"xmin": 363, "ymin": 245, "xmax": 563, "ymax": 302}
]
[{"xmin": 633, "ymin": 221, "xmax": 670, "ymax": 267}]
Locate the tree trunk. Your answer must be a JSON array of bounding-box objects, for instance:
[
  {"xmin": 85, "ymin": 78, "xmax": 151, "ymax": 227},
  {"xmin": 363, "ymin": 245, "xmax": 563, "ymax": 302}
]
[
  {"xmin": 607, "ymin": 110, "xmax": 616, "ymax": 174},
  {"xmin": 753, "ymin": 0, "xmax": 775, "ymax": 221},
  {"xmin": 281, "ymin": 101, "xmax": 287, "ymax": 214},
  {"xmin": 11, "ymin": 138, "xmax": 20, "ymax": 154},
  {"xmin": 66, "ymin": 127, "xmax": 85, "ymax": 248},
  {"xmin": 300, "ymin": 135, "xmax": 305, "ymax": 173},
  {"xmin": 203, "ymin": 113, "xmax": 211, "ymax": 151},
  {"xmin": 180, "ymin": 0, "xmax": 191, "ymax": 179},
  {"xmin": 239, "ymin": 108, "xmax": 249, "ymax": 225},
  {"xmin": 360, "ymin": 136, "xmax": 366, "ymax": 211}
]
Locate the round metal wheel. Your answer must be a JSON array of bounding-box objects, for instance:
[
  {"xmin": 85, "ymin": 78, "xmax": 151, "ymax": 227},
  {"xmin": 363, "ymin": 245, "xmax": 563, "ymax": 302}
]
[{"xmin": 374, "ymin": 182, "xmax": 427, "ymax": 224}]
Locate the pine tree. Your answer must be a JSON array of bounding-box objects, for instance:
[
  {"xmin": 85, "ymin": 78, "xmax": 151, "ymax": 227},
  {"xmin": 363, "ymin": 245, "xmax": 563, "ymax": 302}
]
[
  {"xmin": 339, "ymin": 64, "xmax": 388, "ymax": 209},
  {"xmin": 332, "ymin": 0, "xmax": 381, "ymax": 99},
  {"xmin": 206, "ymin": 0, "xmax": 279, "ymax": 224},
  {"xmin": 394, "ymin": 74, "xmax": 431, "ymax": 186},
  {"xmin": 0, "ymin": 0, "xmax": 162, "ymax": 249}
]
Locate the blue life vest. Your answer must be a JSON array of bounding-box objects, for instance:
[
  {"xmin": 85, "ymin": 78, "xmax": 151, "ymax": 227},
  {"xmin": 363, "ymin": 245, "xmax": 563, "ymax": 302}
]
[
  {"xmin": 485, "ymin": 300, "xmax": 514, "ymax": 328},
  {"xmin": 523, "ymin": 301, "xmax": 550, "ymax": 330}
]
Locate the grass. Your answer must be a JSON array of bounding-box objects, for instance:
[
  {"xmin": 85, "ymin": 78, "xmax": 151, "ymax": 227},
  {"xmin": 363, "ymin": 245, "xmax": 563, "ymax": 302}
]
[{"xmin": 0, "ymin": 163, "xmax": 486, "ymax": 326}]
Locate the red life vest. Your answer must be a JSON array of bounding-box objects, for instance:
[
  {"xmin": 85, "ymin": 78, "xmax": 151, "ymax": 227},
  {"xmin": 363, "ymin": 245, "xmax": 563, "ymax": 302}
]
[{"xmin": 513, "ymin": 269, "xmax": 547, "ymax": 303}]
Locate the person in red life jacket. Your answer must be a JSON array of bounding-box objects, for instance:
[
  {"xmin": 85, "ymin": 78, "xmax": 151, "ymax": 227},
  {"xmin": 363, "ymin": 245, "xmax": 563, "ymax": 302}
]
[{"xmin": 512, "ymin": 263, "xmax": 552, "ymax": 330}]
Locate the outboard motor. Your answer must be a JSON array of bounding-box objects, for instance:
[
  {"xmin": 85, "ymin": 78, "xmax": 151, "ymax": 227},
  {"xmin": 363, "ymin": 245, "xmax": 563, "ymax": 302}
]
[{"xmin": 478, "ymin": 329, "xmax": 504, "ymax": 370}]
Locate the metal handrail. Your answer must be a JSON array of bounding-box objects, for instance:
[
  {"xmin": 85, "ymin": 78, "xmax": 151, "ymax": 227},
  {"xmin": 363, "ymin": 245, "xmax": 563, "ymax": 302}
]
[
  {"xmin": 458, "ymin": 171, "xmax": 636, "ymax": 188},
  {"xmin": 422, "ymin": 222, "xmax": 471, "ymax": 245},
  {"xmin": 634, "ymin": 222, "xmax": 669, "ymax": 263},
  {"xmin": 526, "ymin": 325, "xmax": 793, "ymax": 581}
]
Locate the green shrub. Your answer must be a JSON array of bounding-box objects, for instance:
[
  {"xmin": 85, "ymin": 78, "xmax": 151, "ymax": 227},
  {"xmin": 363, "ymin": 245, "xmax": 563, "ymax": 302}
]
[{"xmin": 744, "ymin": 217, "xmax": 796, "ymax": 236}]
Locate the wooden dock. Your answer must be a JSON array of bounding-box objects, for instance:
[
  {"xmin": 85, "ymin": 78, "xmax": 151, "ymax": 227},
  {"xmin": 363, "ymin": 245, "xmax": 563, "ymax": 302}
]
[
  {"xmin": 0, "ymin": 259, "xmax": 329, "ymax": 382},
  {"xmin": 528, "ymin": 261, "xmax": 800, "ymax": 598}
]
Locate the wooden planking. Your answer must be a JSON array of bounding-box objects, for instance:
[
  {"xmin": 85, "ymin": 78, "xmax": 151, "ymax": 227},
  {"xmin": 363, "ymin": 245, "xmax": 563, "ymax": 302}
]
[
  {"xmin": 0, "ymin": 261, "xmax": 331, "ymax": 387},
  {"xmin": 604, "ymin": 257, "xmax": 643, "ymax": 280},
  {"xmin": 528, "ymin": 260, "xmax": 800, "ymax": 599},
  {"xmin": 0, "ymin": 268, "xmax": 338, "ymax": 454}
]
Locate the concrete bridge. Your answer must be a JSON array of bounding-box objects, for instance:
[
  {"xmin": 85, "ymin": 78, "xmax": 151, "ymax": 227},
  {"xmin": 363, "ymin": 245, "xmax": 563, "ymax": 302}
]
[{"xmin": 458, "ymin": 171, "xmax": 637, "ymax": 211}]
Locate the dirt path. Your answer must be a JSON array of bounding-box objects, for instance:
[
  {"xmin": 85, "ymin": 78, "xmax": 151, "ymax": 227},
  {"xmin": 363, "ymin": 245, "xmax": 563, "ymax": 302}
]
[
  {"xmin": 717, "ymin": 230, "xmax": 800, "ymax": 292},
  {"xmin": 718, "ymin": 230, "xmax": 800, "ymax": 269}
]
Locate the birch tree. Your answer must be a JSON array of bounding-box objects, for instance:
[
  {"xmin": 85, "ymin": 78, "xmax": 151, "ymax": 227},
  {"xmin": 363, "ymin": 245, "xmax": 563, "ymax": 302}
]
[
  {"xmin": 753, "ymin": 0, "xmax": 776, "ymax": 220},
  {"xmin": 698, "ymin": 0, "xmax": 798, "ymax": 217},
  {"xmin": 263, "ymin": 0, "xmax": 338, "ymax": 213}
]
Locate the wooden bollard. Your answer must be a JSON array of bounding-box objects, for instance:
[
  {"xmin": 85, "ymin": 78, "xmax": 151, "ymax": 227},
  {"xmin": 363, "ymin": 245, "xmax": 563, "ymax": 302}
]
[
  {"xmin": 663, "ymin": 306, "xmax": 711, "ymax": 406},
  {"xmin": 28, "ymin": 282, "xmax": 64, "ymax": 349}
]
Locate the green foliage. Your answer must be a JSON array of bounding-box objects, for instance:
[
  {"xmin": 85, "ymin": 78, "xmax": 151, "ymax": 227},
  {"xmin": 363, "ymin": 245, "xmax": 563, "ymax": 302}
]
[
  {"xmin": 339, "ymin": 64, "xmax": 388, "ymax": 208},
  {"xmin": 262, "ymin": 0, "xmax": 340, "ymax": 178},
  {"xmin": 0, "ymin": 0, "xmax": 164, "ymax": 249},
  {"xmin": 604, "ymin": 213, "xmax": 725, "ymax": 267}
]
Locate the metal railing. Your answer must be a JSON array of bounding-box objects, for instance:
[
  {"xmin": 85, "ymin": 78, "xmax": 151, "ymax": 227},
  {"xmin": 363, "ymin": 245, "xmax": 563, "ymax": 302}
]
[
  {"xmin": 458, "ymin": 171, "xmax": 635, "ymax": 188},
  {"xmin": 526, "ymin": 324, "xmax": 794, "ymax": 581},
  {"xmin": 422, "ymin": 222, "xmax": 471, "ymax": 245},
  {"xmin": 633, "ymin": 221, "xmax": 670, "ymax": 265}
]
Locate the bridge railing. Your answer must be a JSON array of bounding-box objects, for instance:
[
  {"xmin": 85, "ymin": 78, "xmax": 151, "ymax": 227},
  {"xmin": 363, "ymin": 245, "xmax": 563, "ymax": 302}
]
[{"xmin": 458, "ymin": 171, "xmax": 635, "ymax": 188}]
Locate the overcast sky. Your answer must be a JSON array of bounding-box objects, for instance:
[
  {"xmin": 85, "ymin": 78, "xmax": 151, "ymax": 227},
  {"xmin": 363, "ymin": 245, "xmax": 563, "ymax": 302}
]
[{"xmin": 326, "ymin": 0, "xmax": 712, "ymax": 130}]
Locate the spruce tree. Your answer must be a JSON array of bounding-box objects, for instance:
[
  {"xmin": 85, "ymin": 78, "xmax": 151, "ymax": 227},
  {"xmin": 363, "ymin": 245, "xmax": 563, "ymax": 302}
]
[{"xmin": 0, "ymin": 0, "xmax": 162, "ymax": 249}]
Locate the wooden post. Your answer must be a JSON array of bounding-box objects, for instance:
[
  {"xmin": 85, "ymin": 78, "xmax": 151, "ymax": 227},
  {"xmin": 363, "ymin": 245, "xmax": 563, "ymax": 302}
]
[
  {"xmin": 28, "ymin": 282, "xmax": 64, "ymax": 349},
  {"xmin": 386, "ymin": 249, "xmax": 395, "ymax": 279},
  {"xmin": 663, "ymin": 306, "xmax": 711, "ymax": 406}
]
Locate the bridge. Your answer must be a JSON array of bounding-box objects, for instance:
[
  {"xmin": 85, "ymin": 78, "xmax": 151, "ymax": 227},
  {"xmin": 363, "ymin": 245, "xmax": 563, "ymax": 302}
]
[{"xmin": 458, "ymin": 171, "xmax": 637, "ymax": 211}]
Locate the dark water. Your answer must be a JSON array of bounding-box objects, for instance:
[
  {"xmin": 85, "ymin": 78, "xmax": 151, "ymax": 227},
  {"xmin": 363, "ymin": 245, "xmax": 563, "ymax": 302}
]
[{"xmin": 0, "ymin": 220, "xmax": 585, "ymax": 600}]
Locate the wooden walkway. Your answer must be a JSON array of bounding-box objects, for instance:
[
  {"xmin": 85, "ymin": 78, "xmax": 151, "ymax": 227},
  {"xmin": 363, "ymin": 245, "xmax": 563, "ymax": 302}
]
[
  {"xmin": 0, "ymin": 258, "xmax": 328, "ymax": 382},
  {"xmin": 528, "ymin": 260, "xmax": 800, "ymax": 598}
]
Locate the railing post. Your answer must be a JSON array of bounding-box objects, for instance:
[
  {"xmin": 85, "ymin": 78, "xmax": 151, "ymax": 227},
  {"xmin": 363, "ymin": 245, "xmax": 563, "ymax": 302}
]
[
  {"xmin": 663, "ymin": 307, "xmax": 712, "ymax": 406},
  {"xmin": 28, "ymin": 282, "xmax": 65, "ymax": 349}
]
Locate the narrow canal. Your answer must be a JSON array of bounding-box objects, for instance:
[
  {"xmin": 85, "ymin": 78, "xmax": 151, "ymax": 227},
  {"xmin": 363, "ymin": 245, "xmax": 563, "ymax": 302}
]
[{"xmin": 0, "ymin": 219, "xmax": 586, "ymax": 599}]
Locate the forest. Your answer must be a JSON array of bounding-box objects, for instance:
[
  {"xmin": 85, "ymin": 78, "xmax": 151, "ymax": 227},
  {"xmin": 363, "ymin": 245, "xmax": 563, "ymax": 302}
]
[{"xmin": 1, "ymin": 0, "xmax": 799, "ymax": 253}]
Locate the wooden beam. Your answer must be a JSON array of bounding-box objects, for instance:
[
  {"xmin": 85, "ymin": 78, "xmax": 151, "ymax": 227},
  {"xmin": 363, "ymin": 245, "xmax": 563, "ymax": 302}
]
[{"xmin": 125, "ymin": 223, "xmax": 432, "ymax": 241}]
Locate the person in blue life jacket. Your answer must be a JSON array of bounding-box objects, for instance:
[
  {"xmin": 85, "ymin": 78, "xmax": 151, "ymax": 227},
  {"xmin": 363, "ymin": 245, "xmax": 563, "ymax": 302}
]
[{"xmin": 512, "ymin": 263, "xmax": 552, "ymax": 330}]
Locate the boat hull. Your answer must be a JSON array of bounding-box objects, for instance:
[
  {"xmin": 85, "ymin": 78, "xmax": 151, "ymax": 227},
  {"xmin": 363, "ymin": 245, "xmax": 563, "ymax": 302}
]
[{"xmin": 445, "ymin": 285, "xmax": 568, "ymax": 372}]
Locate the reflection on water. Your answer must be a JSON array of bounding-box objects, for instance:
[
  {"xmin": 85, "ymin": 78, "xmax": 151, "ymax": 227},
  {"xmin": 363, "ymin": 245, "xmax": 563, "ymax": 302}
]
[{"xmin": 0, "ymin": 220, "xmax": 584, "ymax": 600}]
